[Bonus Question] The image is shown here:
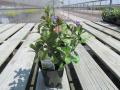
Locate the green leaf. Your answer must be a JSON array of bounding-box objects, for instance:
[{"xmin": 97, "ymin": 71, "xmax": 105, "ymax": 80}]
[
  {"xmin": 63, "ymin": 39, "xmax": 71, "ymax": 45},
  {"xmin": 65, "ymin": 56, "xmax": 71, "ymax": 64},
  {"xmin": 65, "ymin": 53, "xmax": 80, "ymax": 64},
  {"xmin": 71, "ymin": 55, "xmax": 80, "ymax": 63},
  {"xmin": 58, "ymin": 63, "xmax": 64, "ymax": 70},
  {"xmin": 38, "ymin": 50, "xmax": 44, "ymax": 60},
  {"xmin": 30, "ymin": 44, "xmax": 36, "ymax": 51}
]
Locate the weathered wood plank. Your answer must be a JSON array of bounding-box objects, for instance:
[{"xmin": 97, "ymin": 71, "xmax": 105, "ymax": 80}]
[
  {"xmin": 95, "ymin": 22, "xmax": 120, "ymax": 33},
  {"xmin": 0, "ymin": 24, "xmax": 5, "ymax": 27},
  {"xmin": 0, "ymin": 24, "xmax": 15, "ymax": 34},
  {"xmin": 82, "ymin": 23, "xmax": 120, "ymax": 53},
  {"xmin": 66, "ymin": 20, "xmax": 119, "ymax": 89},
  {"xmin": 74, "ymin": 43, "xmax": 118, "ymax": 90},
  {"xmin": 0, "ymin": 33, "xmax": 40, "ymax": 90},
  {"xmin": 0, "ymin": 23, "xmax": 34, "ymax": 68},
  {"xmin": 31, "ymin": 23, "xmax": 39, "ymax": 33},
  {"xmin": 36, "ymin": 69, "xmax": 70, "ymax": 90},
  {"xmin": 58, "ymin": 12, "xmax": 120, "ymax": 86},
  {"xmin": 85, "ymin": 21, "xmax": 120, "ymax": 40},
  {"xmin": 0, "ymin": 23, "xmax": 25, "ymax": 43},
  {"xmin": 83, "ymin": 33, "xmax": 120, "ymax": 80}
]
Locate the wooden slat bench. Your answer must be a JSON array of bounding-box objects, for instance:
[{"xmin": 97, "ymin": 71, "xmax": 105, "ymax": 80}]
[
  {"xmin": 0, "ymin": 24, "xmax": 15, "ymax": 34},
  {"xmin": 0, "ymin": 24, "xmax": 5, "ymax": 28},
  {"xmin": 31, "ymin": 23, "xmax": 39, "ymax": 33},
  {"xmin": 95, "ymin": 22, "xmax": 120, "ymax": 33},
  {"xmin": 82, "ymin": 23, "xmax": 120, "ymax": 54},
  {"xmin": 59, "ymin": 12, "xmax": 120, "ymax": 53},
  {"xmin": 74, "ymin": 43, "xmax": 118, "ymax": 90},
  {"xmin": 0, "ymin": 22, "xmax": 120, "ymax": 90},
  {"xmin": 0, "ymin": 24, "xmax": 70, "ymax": 90},
  {"xmin": 59, "ymin": 11, "xmax": 120, "ymax": 90},
  {"xmin": 0, "ymin": 33, "xmax": 40, "ymax": 89},
  {"xmin": 84, "ymin": 21, "xmax": 120, "ymax": 40},
  {"xmin": 85, "ymin": 33, "xmax": 120, "ymax": 79},
  {"xmin": 0, "ymin": 23, "xmax": 34, "ymax": 68},
  {"xmin": 0, "ymin": 23, "xmax": 25, "ymax": 43}
]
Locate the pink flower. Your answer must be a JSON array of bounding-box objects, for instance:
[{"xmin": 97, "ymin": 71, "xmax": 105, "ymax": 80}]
[{"xmin": 53, "ymin": 26, "xmax": 61, "ymax": 33}]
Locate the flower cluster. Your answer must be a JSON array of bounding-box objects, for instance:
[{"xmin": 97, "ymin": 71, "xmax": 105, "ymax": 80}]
[
  {"xmin": 51, "ymin": 16, "xmax": 58, "ymax": 23},
  {"xmin": 74, "ymin": 20, "xmax": 80, "ymax": 26}
]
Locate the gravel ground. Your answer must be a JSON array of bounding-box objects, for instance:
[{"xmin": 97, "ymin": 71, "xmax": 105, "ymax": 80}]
[
  {"xmin": 0, "ymin": 9, "xmax": 43, "ymax": 23},
  {"xmin": 0, "ymin": 9, "xmax": 102, "ymax": 23},
  {"xmin": 57, "ymin": 10, "xmax": 102, "ymax": 22}
]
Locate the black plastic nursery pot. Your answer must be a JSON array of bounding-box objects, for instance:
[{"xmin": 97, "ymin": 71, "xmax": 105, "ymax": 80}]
[
  {"xmin": 116, "ymin": 20, "xmax": 120, "ymax": 26},
  {"xmin": 102, "ymin": 16, "xmax": 120, "ymax": 26},
  {"xmin": 38, "ymin": 61, "xmax": 64, "ymax": 88},
  {"xmin": 42, "ymin": 69, "xmax": 64, "ymax": 88}
]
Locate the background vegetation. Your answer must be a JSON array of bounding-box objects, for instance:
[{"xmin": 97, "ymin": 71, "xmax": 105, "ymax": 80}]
[{"xmin": 102, "ymin": 8, "xmax": 120, "ymax": 25}]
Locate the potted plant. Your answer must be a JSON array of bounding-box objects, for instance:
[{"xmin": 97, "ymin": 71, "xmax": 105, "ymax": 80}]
[{"xmin": 30, "ymin": 6, "xmax": 85, "ymax": 88}]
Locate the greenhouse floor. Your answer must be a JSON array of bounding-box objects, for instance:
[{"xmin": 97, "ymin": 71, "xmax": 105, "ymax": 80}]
[{"xmin": 0, "ymin": 16, "xmax": 120, "ymax": 90}]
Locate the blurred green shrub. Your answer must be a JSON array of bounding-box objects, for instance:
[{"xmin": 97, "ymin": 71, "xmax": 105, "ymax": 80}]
[
  {"xmin": 102, "ymin": 8, "xmax": 120, "ymax": 25},
  {"xmin": 4, "ymin": 9, "xmax": 38, "ymax": 17},
  {"xmin": 24, "ymin": 9, "xmax": 38, "ymax": 14},
  {"xmin": 5, "ymin": 10, "xmax": 18, "ymax": 17}
]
